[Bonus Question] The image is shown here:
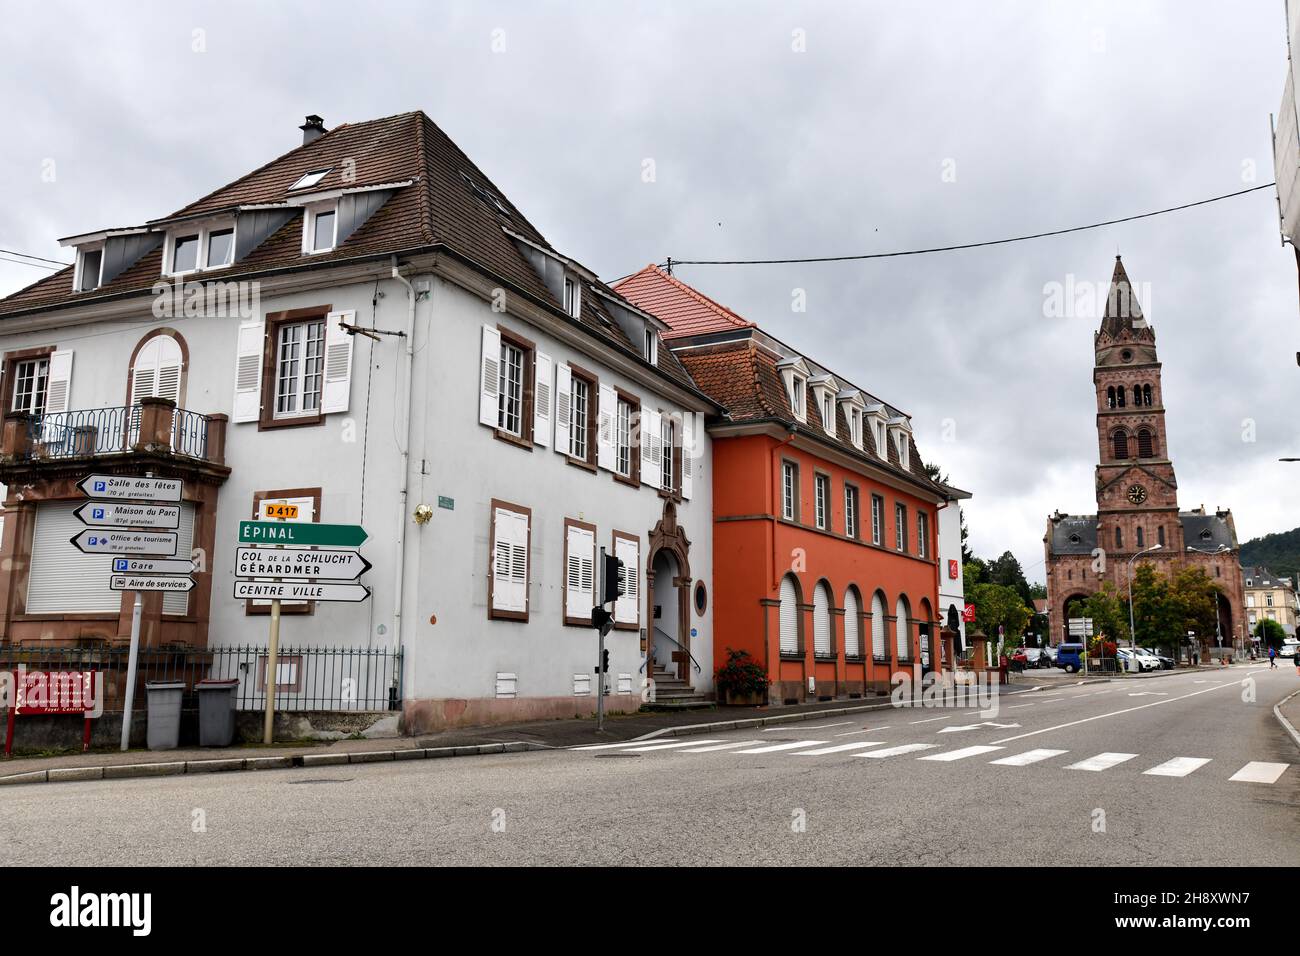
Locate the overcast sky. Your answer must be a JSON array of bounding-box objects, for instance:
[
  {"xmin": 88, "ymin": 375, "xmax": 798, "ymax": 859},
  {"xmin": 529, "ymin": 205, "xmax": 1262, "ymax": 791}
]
[{"xmin": 1, "ymin": 1, "xmax": 1296, "ymax": 583}]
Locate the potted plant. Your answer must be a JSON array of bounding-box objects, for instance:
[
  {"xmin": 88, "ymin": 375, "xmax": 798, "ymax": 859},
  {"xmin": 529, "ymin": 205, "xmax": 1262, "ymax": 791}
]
[{"xmin": 714, "ymin": 648, "xmax": 769, "ymax": 706}]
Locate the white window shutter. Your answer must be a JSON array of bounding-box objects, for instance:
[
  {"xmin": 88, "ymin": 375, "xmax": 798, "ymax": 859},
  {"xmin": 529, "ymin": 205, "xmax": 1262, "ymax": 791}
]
[
  {"xmin": 566, "ymin": 525, "xmax": 594, "ymax": 617},
  {"xmin": 321, "ymin": 310, "xmax": 355, "ymax": 414},
  {"xmin": 614, "ymin": 536, "xmax": 640, "ymax": 625},
  {"xmin": 45, "ymin": 350, "xmax": 73, "ymax": 414},
  {"xmin": 533, "ymin": 352, "xmax": 552, "ymax": 447},
  {"xmin": 479, "ymin": 325, "xmax": 502, "ymax": 428},
  {"xmin": 492, "ymin": 507, "xmax": 528, "ymax": 613},
  {"xmin": 681, "ymin": 413, "xmax": 695, "ymax": 500},
  {"xmin": 640, "ymin": 408, "xmax": 661, "ymax": 488},
  {"xmin": 596, "ymin": 383, "xmax": 617, "ymax": 471},
  {"xmin": 232, "ymin": 321, "xmax": 264, "ymax": 423},
  {"xmin": 554, "ymin": 363, "xmax": 572, "ymax": 455}
]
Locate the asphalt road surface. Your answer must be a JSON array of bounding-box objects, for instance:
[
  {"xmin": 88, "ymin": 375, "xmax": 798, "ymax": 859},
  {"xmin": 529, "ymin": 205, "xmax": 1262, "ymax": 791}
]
[{"xmin": 2, "ymin": 664, "xmax": 1298, "ymax": 865}]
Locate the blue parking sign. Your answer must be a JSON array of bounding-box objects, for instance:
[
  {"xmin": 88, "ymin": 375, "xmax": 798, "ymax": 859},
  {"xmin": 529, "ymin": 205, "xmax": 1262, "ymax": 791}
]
[
  {"xmin": 113, "ymin": 559, "xmax": 127, "ymax": 571},
  {"xmin": 93, "ymin": 507, "xmax": 105, "ymax": 520},
  {"xmin": 93, "ymin": 480, "xmax": 106, "ymax": 492}
]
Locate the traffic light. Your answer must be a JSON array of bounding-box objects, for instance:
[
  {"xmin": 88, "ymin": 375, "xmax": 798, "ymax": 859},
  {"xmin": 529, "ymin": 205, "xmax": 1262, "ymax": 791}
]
[
  {"xmin": 600, "ymin": 552, "xmax": 624, "ymax": 606},
  {"xmin": 591, "ymin": 606, "xmax": 614, "ymax": 637},
  {"xmin": 601, "ymin": 648, "xmax": 610, "ymax": 673}
]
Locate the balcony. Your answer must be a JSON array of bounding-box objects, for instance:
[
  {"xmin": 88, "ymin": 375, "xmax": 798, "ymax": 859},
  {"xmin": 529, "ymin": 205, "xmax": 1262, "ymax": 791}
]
[{"xmin": 0, "ymin": 397, "xmax": 229, "ymax": 485}]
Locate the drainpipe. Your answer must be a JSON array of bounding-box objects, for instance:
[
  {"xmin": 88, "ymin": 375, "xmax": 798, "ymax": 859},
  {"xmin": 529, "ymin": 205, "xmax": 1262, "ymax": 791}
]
[{"xmin": 390, "ymin": 259, "xmax": 418, "ymax": 669}]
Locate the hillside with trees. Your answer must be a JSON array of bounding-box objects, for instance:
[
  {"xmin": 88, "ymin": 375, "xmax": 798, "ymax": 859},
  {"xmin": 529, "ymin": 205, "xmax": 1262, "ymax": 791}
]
[{"xmin": 1239, "ymin": 527, "xmax": 1300, "ymax": 580}]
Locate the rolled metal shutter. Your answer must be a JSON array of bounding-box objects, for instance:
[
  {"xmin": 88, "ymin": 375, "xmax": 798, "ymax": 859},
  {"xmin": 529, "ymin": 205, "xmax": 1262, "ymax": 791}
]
[
  {"xmin": 813, "ymin": 583, "xmax": 831, "ymax": 656},
  {"xmin": 895, "ymin": 597, "xmax": 910, "ymax": 659},
  {"xmin": 844, "ymin": 589, "xmax": 861, "ymax": 657},
  {"xmin": 779, "ymin": 575, "xmax": 798, "ymax": 654},
  {"xmin": 26, "ymin": 502, "xmax": 117, "ymax": 613},
  {"xmin": 871, "ymin": 592, "xmax": 886, "ymax": 657},
  {"xmin": 162, "ymin": 502, "xmax": 194, "ymax": 615}
]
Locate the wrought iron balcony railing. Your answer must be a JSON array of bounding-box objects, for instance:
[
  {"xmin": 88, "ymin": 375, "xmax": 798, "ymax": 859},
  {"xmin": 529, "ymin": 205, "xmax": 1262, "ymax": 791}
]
[{"xmin": 2, "ymin": 400, "xmax": 225, "ymax": 465}]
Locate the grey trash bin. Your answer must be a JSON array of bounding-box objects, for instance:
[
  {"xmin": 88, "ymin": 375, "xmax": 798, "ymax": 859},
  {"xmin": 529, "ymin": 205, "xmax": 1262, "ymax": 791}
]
[
  {"xmin": 197, "ymin": 679, "xmax": 240, "ymax": 747},
  {"xmin": 145, "ymin": 680, "xmax": 186, "ymax": 750}
]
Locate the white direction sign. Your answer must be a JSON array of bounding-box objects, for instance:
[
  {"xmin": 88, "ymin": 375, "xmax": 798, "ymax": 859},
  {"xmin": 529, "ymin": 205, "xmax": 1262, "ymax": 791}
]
[
  {"xmin": 75, "ymin": 501, "xmax": 181, "ymax": 530},
  {"xmin": 111, "ymin": 574, "xmax": 195, "ymax": 593},
  {"xmin": 70, "ymin": 530, "xmax": 179, "ymax": 556},
  {"xmin": 233, "ymin": 580, "xmax": 371, "ymax": 603},
  {"xmin": 234, "ymin": 546, "xmax": 371, "ymax": 581},
  {"xmin": 111, "ymin": 556, "xmax": 194, "ymax": 575},
  {"xmin": 78, "ymin": 475, "xmax": 183, "ymax": 503}
]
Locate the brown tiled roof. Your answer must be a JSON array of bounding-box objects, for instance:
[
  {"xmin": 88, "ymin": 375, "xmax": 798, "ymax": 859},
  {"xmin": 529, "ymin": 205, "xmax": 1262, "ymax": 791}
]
[
  {"xmin": 0, "ymin": 111, "xmax": 699, "ymax": 393},
  {"xmin": 676, "ymin": 340, "xmax": 940, "ymax": 490},
  {"xmin": 613, "ymin": 265, "xmax": 754, "ymax": 339}
]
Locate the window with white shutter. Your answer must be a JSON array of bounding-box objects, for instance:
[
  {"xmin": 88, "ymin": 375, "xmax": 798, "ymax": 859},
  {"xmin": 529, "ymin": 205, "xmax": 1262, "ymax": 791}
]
[
  {"xmin": 554, "ymin": 363, "xmax": 572, "ymax": 457},
  {"xmin": 640, "ymin": 408, "xmax": 662, "ymax": 489},
  {"xmin": 489, "ymin": 501, "xmax": 530, "ymax": 620},
  {"xmin": 871, "ymin": 591, "xmax": 887, "ymax": 658},
  {"xmin": 596, "ymin": 383, "xmax": 617, "ymax": 472},
  {"xmin": 681, "ymin": 412, "xmax": 695, "ymax": 500},
  {"xmin": 779, "ymin": 574, "xmax": 800, "ymax": 655},
  {"xmin": 232, "ymin": 322, "xmax": 264, "ymax": 423},
  {"xmin": 844, "ymin": 588, "xmax": 862, "ymax": 657},
  {"xmin": 564, "ymin": 519, "xmax": 596, "ymax": 625},
  {"xmin": 813, "ymin": 581, "xmax": 832, "ymax": 657},
  {"xmin": 129, "ymin": 333, "xmax": 185, "ymax": 443},
  {"xmin": 613, "ymin": 532, "xmax": 640, "ymax": 627},
  {"xmin": 320, "ymin": 310, "xmax": 355, "ymax": 414},
  {"xmin": 533, "ymin": 353, "xmax": 552, "ymax": 447},
  {"xmin": 44, "ymin": 350, "xmax": 73, "ymax": 415},
  {"xmin": 895, "ymin": 595, "xmax": 912, "ymax": 660}
]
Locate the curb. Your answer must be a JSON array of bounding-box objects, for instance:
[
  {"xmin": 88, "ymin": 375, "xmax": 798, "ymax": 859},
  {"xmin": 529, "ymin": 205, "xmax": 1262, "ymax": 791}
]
[
  {"xmin": 1272, "ymin": 688, "xmax": 1300, "ymax": 754},
  {"xmin": 0, "ymin": 740, "xmax": 550, "ymax": 788}
]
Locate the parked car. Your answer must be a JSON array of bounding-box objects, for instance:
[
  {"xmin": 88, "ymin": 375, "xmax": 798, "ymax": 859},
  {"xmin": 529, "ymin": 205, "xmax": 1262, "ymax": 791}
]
[
  {"xmin": 1117, "ymin": 647, "xmax": 1158, "ymax": 672},
  {"xmin": 1057, "ymin": 643, "xmax": 1085, "ymax": 673},
  {"xmin": 1012, "ymin": 647, "xmax": 1046, "ymax": 669},
  {"xmin": 1279, "ymin": 639, "xmax": 1299, "ymax": 659}
]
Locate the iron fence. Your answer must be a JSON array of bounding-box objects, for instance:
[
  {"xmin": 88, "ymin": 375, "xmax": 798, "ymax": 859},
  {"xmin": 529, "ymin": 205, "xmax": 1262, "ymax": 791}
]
[
  {"xmin": 0, "ymin": 644, "xmax": 403, "ymax": 712},
  {"xmin": 24, "ymin": 404, "xmax": 213, "ymax": 461}
]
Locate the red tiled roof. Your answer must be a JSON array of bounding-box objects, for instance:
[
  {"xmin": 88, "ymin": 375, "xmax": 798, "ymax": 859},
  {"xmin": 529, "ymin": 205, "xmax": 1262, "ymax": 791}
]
[{"xmin": 613, "ymin": 265, "xmax": 754, "ymax": 340}]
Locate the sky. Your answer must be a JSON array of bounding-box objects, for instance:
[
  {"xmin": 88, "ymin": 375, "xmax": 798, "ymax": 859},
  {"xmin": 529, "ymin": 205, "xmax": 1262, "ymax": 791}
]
[{"xmin": 1, "ymin": 0, "xmax": 1297, "ymax": 584}]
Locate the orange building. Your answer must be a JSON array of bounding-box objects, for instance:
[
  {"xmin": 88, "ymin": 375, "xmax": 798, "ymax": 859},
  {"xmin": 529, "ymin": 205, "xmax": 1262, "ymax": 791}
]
[{"xmin": 616, "ymin": 266, "xmax": 963, "ymax": 702}]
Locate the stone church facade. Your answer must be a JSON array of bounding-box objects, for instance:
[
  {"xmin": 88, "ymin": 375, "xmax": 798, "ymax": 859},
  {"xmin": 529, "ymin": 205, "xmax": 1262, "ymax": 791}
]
[{"xmin": 1044, "ymin": 258, "xmax": 1245, "ymax": 654}]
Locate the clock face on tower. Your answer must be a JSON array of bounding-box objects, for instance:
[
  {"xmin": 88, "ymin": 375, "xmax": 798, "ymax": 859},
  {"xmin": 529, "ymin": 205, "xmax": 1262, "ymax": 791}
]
[{"xmin": 1127, "ymin": 484, "xmax": 1148, "ymax": 504}]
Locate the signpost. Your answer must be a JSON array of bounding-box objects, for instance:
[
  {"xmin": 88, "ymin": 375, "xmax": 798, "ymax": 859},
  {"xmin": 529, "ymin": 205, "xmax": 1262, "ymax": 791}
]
[
  {"xmin": 234, "ymin": 517, "xmax": 371, "ymax": 744},
  {"xmin": 77, "ymin": 472, "xmax": 193, "ymax": 752}
]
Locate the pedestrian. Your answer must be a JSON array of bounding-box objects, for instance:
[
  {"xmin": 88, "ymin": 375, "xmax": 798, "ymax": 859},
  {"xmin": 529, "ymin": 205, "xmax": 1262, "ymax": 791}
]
[
  {"xmin": 1269, "ymin": 646, "xmax": 1277, "ymax": 669},
  {"xmin": 1192, "ymin": 649, "xmax": 1199, "ymax": 667}
]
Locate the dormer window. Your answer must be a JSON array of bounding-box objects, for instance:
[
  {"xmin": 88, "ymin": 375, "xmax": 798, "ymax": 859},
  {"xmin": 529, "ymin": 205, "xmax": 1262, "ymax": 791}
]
[
  {"xmin": 887, "ymin": 417, "xmax": 912, "ymax": 469},
  {"xmin": 207, "ymin": 228, "xmax": 234, "ymax": 268},
  {"xmin": 289, "ymin": 168, "xmax": 331, "ymax": 191},
  {"xmin": 76, "ymin": 245, "xmax": 104, "ymax": 292},
  {"xmin": 777, "ymin": 357, "xmax": 810, "ymax": 424},
  {"xmin": 790, "ymin": 375, "xmax": 806, "ymax": 420},
  {"xmin": 563, "ymin": 277, "xmax": 580, "ymax": 318},
  {"xmin": 304, "ymin": 204, "xmax": 337, "ymax": 254},
  {"xmin": 847, "ymin": 406, "xmax": 862, "ymax": 448},
  {"xmin": 164, "ymin": 221, "xmax": 237, "ymax": 276},
  {"xmin": 172, "ymin": 234, "xmax": 200, "ymax": 273},
  {"xmin": 809, "ymin": 375, "xmax": 838, "ymax": 437},
  {"xmin": 644, "ymin": 328, "xmax": 658, "ymax": 365}
]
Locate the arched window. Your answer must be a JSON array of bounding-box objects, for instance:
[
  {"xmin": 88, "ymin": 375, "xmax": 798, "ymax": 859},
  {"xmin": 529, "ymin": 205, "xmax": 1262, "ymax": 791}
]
[
  {"xmin": 1106, "ymin": 386, "xmax": 1116, "ymax": 408},
  {"xmin": 1143, "ymin": 384, "xmax": 1152, "ymax": 406},
  {"xmin": 1137, "ymin": 428, "xmax": 1154, "ymax": 458},
  {"xmin": 1116, "ymin": 387, "xmax": 1126, "ymax": 408},
  {"xmin": 895, "ymin": 594, "xmax": 912, "ymax": 660},
  {"xmin": 813, "ymin": 581, "xmax": 833, "ymax": 657},
  {"xmin": 1132, "ymin": 386, "xmax": 1142, "ymax": 407},
  {"xmin": 1157, "ymin": 525, "xmax": 1165, "ymax": 546},
  {"xmin": 871, "ymin": 591, "xmax": 887, "ymax": 658},
  {"xmin": 1136, "ymin": 527, "xmax": 1144, "ymax": 548},
  {"xmin": 1112, "ymin": 430, "xmax": 1129, "ymax": 459},
  {"xmin": 779, "ymin": 574, "xmax": 800, "ymax": 655},
  {"xmin": 1116, "ymin": 526, "xmax": 1124, "ymax": 549},
  {"xmin": 843, "ymin": 587, "xmax": 862, "ymax": 658},
  {"xmin": 129, "ymin": 331, "xmax": 185, "ymax": 406}
]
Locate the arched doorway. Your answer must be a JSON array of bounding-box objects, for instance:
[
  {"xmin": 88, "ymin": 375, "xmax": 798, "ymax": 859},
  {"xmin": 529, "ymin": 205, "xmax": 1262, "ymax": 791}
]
[
  {"xmin": 647, "ymin": 501, "xmax": 693, "ymax": 680},
  {"xmin": 1061, "ymin": 592, "xmax": 1091, "ymax": 643}
]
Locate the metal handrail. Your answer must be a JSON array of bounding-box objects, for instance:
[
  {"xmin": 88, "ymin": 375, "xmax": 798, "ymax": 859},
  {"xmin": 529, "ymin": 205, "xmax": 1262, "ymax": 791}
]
[
  {"xmin": 651, "ymin": 625, "xmax": 702, "ymax": 674},
  {"xmin": 23, "ymin": 404, "xmax": 212, "ymax": 461}
]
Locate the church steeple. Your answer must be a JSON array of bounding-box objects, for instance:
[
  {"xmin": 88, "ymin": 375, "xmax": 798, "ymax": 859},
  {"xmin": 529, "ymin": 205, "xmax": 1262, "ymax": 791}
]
[{"xmin": 1099, "ymin": 255, "xmax": 1146, "ymax": 336}]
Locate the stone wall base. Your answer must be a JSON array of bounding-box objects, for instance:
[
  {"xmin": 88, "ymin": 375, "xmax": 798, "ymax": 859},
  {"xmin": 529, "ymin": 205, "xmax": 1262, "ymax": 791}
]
[{"xmin": 401, "ymin": 694, "xmax": 644, "ymax": 736}]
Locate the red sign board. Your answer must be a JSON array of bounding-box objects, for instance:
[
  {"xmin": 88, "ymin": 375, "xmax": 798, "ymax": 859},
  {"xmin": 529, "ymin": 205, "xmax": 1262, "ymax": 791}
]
[
  {"xmin": 962, "ymin": 603, "xmax": 977, "ymax": 623},
  {"xmin": 948, "ymin": 560, "xmax": 959, "ymax": 580},
  {"xmin": 4, "ymin": 670, "xmax": 103, "ymax": 756}
]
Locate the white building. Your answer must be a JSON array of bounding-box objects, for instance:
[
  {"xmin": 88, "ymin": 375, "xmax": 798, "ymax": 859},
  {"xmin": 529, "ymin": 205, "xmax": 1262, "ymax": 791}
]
[
  {"xmin": 935, "ymin": 483, "xmax": 971, "ymax": 658},
  {"xmin": 0, "ymin": 112, "xmax": 718, "ymax": 733}
]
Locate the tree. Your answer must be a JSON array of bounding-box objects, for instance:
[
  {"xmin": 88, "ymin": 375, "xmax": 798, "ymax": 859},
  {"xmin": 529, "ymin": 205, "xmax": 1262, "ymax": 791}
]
[
  {"xmin": 987, "ymin": 550, "xmax": 1035, "ymax": 607},
  {"xmin": 1254, "ymin": 618, "xmax": 1287, "ymax": 652},
  {"xmin": 1130, "ymin": 563, "xmax": 1179, "ymax": 651},
  {"xmin": 964, "ymin": 558, "xmax": 988, "ymax": 588},
  {"xmin": 1169, "ymin": 566, "xmax": 1219, "ymax": 646},
  {"xmin": 1079, "ymin": 582, "xmax": 1129, "ymax": 648},
  {"xmin": 968, "ymin": 581, "xmax": 1032, "ymax": 647}
]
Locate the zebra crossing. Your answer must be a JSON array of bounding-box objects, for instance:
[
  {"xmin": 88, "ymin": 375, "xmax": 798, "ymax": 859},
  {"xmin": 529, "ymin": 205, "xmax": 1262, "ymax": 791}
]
[{"xmin": 570, "ymin": 737, "xmax": 1293, "ymax": 784}]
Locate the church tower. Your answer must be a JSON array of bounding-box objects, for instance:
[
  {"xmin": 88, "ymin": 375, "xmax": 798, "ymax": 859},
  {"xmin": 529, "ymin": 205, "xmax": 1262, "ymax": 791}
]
[{"xmin": 1092, "ymin": 257, "xmax": 1183, "ymax": 557}]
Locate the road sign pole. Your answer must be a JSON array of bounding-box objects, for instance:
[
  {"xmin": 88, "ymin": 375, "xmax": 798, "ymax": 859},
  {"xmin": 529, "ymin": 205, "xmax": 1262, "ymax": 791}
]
[
  {"xmin": 119, "ymin": 591, "xmax": 142, "ymax": 751},
  {"xmin": 597, "ymin": 547, "xmax": 606, "ymax": 732},
  {"xmin": 263, "ymin": 597, "xmax": 281, "ymax": 745}
]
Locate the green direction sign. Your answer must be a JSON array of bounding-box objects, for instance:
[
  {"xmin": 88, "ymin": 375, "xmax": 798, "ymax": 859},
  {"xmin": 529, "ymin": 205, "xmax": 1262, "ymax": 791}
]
[{"xmin": 238, "ymin": 521, "xmax": 367, "ymax": 547}]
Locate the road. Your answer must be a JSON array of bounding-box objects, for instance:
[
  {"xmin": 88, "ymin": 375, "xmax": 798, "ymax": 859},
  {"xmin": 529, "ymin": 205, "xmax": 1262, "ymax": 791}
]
[{"xmin": 2, "ymin": 664, "xmax": 1297, "ymax": 865}]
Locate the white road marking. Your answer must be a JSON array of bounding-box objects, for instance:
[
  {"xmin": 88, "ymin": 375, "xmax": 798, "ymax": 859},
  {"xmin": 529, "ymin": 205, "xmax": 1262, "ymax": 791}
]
[
  {"xmin": 991, "ymin": 681, "xmax": 1236, "ymax": 745},
  {"xmin": 1143, "ymin": 757, "xmax": 1212, "ymax": 778},
  {"xmin": 834, "ymin": 726, "xmax": 889, "ymax": 736},
  {"xmin": 1007, "ymin": 703, "xmax": 1035, "ymax": 709},
  {"xmin": 1127, "ymin": 691, "xmax": 1168, "ymax": 697},
  {"xmin": 763, "ymin": 721, "xmax": 851, "ymax": 732},
  {"xmin": 1229, "ymin": 762, "xmax": 1290, "ymax": 784},
  {"xmin": 679, "ymin": 741, "xmax": 764, "ymax": 753},
  {"xmin": 791, "ymin": 741, "xmax": 886, "ymax": 756},
  {"xmin": 620, "ymin": 740, "xmax": 723, "ymax": 752},
  {"xmin": 572, "ymin": 740, "xmax": 666, "ymax": 751},
  {"xmin": 734, "ymin": 740, "xmax": 828, "ymax": 754},
  {"xmin": 910, "ymin": 715, "xmax": 953, "ymax": 724},
  {"xmin": 990, "ymin": 748, "xmax": 1069, "ymax": 766},
  {"xmin": 937, "ymin": 721, "xmax": 1020, "ymax": 733},
  {"xmin": 1066, "ymin": 752, "xmax": 1139, "ymax": 772},
  {"xmin": 858, "ymin": 743, "xmax": 937, "ymax": 759},
  {"xmin": 919, "ymin": 745, "xmax": 1003, "ymax": 762}
]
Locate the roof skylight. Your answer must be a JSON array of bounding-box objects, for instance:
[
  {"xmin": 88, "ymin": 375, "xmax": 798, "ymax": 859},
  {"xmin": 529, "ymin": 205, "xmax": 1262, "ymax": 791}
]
[{"xmin": 289, "ymin": 168, "xmax": 332, "ymax": 191}]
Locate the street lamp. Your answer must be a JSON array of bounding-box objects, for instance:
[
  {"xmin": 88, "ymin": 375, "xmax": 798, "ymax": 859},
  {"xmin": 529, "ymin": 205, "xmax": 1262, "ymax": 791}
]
[{"xmin": 1127, "ymin": 543, "xmax": 1163, "ymax": 664}]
